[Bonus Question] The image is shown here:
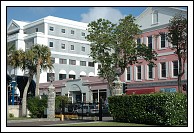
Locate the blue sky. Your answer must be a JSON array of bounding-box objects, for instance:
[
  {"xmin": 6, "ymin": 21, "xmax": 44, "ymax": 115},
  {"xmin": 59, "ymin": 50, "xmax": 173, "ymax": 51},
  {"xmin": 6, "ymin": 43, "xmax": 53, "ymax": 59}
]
[
  {"xmin": 7, "ymin": 6, "xmax": 187, "ymax": 25},
  {"xmin": 7, "ymin": 7, "xmax": 148, "ymax": 24}
]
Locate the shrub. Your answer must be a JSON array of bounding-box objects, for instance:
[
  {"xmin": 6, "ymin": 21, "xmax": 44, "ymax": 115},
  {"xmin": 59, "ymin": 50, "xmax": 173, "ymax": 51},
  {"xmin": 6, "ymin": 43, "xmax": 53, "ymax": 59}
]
[
  {"xmin": 108, "ymin": 93, "xmax": 187, "ymax": 126},
  {"xmin": 27, "ymin": 95, "xmax": 69, "ymax": 118},
  {"xmin": 9, "ymin": 113, "xmax": 14, "ymax": 118}
]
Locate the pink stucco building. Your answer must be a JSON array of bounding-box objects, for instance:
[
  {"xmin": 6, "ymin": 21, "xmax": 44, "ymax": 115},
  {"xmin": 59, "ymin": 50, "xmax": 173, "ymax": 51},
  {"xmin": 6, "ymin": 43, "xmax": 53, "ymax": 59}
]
[{"xmin": 120, "ymin": 7, "xmax": 187, "ymax": 94}]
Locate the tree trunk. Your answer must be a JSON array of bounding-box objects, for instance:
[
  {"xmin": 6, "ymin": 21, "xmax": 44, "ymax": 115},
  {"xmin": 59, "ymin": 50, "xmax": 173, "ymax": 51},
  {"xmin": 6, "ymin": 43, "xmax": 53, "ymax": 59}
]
[
  {"xmin": 178, "ymin": 57, "xmax": 185, "ymax": 93},
  {"xmin": 178, "ymin": 76, "xmax": 182, "ymax": 93},
  {"xmin": 22, "ymin": 76, "xmax": 32, "ymax": 117},
  {"xmin": 35, "ymin": 63, "xmax": 41, "ymax": 97}
]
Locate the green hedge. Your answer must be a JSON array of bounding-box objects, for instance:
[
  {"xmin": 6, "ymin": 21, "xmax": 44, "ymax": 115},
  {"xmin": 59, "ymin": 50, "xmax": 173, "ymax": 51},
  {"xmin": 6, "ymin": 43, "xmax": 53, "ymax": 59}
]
[
  {"xmin": 108, "ymin": 93, "xmax": 187, "ymax": 126},
  {"xmin": 27, "ymin": 95, "xmax": 69, "ymax": 118}
]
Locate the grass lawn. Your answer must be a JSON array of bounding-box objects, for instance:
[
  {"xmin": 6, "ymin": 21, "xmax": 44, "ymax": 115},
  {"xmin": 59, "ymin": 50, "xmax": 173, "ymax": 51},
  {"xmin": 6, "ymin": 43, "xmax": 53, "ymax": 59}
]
[{"xmin": 56, "ymin": 121, "xmax": 156, "ymax": 126}]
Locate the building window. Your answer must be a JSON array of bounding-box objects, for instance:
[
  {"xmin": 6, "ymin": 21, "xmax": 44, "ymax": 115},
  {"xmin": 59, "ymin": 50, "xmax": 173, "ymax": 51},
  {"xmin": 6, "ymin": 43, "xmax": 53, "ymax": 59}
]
[
  {"xmin": 127, "ymin": 67, "xmax": 131, "ymax": 81},
  {"xmin": 49, "ymin": 26, "xmax": 54, "ymax": 31},
  {"xmin": 71, "ymin": 45, "xmax": 74, "ymax": 50},
  {"xmin": 47, "ymin": 73, "xmax": 54, "ymax": 82},
  {"xmin": 137, "ymin": 38, "xmax": 141, "ymax": 44},
  {"xmin": 80, "ymin": 61, "xmax": 86, "ymax": 66},
  {"xmin": 152, "ymin": 11, "xmax": 158, "ymax": 24},
  {"xmin": 88, "ymin": 62, "xmax": 94, "ymax": 67},
  {"xmin": 161, "ymin": 33, "xmax": 166, "ymax": 48},
  {"xmin": 81, "ymin": 46, "xmax": 85, "ymax": 52},
  {"xmin": 49, "ymin": 42, "xmax": 53, "ymax": 47},
  {"xmin": 80, "ymin": 75, "xmax": 86, "ymax": 77},
  {"xmin": 59, "ymin": 74, "xmax": 66, "ymax": 80},
  {"xmin": 173, "ymin": 61, "xmax": 178, "ymax": 77},
  {"xmin": 36, "ymin": 28, "xmax": 38, "ymax": 32},
  {"xmin": 71, "ymin": 30, "xmax": 75, "ymax": 34},
  {"xmin": 61, "ymin": 44, "xmax": 65, "ymax": 49},
  {"xmin": 51, "ymin": 57, "xmax": 55, "ymax": 64},
  {"xmin": 69, "ymin": 75, "xmax": 75, "ymax": 79},
  {"xmin": 81, "ymin": 32, "xmax": 85, "ymax": 37},
  {"xmin": 148, "ymin": 36, "xmax": 152, "ymax": 49},
  {"xmin": 59, "ymin": 58, "xmax": 67, "ymax": 64},
  {"xmin": 61, "ymin": 29, "xmax": 65, "ymax": 33},
  {"xmin": 137, "ymin": 66, "xmax": 141, "ymax": 80},
  {"xmin": 148, "ymin": 64, "xmax": 153, "ymax": 79},
  {"xmin": 161, "ymin": 62, "xmax": 166, "ymax": 78},
  {"xmin": 69, "ymin": 59, "xmax": 76, "ymax": 65}
]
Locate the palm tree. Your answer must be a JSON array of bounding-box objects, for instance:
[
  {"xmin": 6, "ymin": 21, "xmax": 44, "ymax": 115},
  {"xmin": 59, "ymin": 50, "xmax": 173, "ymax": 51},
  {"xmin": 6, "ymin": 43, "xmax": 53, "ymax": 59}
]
[
  {"xmin": 32, "ymin": 44, "xmax": 53, "ymax": 97},
  {"xmin": 21, "ymin": 49, "xmax": 37, "ymax": 117}
]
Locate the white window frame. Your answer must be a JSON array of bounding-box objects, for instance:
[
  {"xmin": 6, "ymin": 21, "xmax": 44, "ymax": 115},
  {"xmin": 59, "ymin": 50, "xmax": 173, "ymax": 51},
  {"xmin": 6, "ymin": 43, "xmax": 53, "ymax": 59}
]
[
  {"xmin": 49, "ymin": 26, "xmax": 54, "ymax": 31},
  {"xmin": 159, "ymin": 62, "xmax": 168, "ymax": 79},
  {"xmin": 172, "ymin": 60, "xmax": 179, "ymax": 78},
  {"xmin": 81, "ymin": 46, "xmax": 85, "ymax": 52},
  {"xmin": 70, "ymin": 45, "xmax": 74, "ymax": 51},
  {"xmin": 159, "ymin": 33, "xmax": 168, "ymax": 50},
  {"xmin": 69, "ymin": 59, "xmax": 76, "ymax": 65},
  {"xmin": 135, "ymin": 65, "xmax": 142, "ymax": 81},
  {"xmin": 61, "ymin": 43, "xmax": 65, "ymax": 49},
  {"xmin": 126, "ymin": 67, "xmax": 132, "ymax": 82},
  {"xmin": 59, "ymin": 58, "xmax": 67, "ymax": 64},
  {"xmin": 51, "ymin": 57, "xmax": 55, "ymax": 64},
  {"xmin": 71, "ymin": 30, "xmax": 75, "ymax": 35},
  {"xmin": 81, "ymin": 32, "xmax": 85, "ymax": 37},
  {"xmin": 147, "ymin": 64, "xmax": 155, "ymax": 80},
  {"xmin": 80, "ymin": 61, "xmax": 86, "ymax": 66},
  {"xmin": 49, "ymin": 42, "xmax": 53, "ymax": 48},
  {"xmin": 61, "ymin": 29, "xmax": 66, "ymax": 34}
]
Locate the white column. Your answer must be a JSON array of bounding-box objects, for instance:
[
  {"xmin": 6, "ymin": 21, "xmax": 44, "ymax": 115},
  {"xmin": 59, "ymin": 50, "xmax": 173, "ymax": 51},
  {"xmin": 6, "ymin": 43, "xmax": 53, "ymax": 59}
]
[{"xmin": 82, "ymin": 93, "xmax": 84, "ymax": 102}]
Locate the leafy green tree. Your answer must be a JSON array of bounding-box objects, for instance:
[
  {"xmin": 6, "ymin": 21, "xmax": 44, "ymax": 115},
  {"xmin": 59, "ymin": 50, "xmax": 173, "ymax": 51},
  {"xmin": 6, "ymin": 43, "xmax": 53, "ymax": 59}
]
[
  {"xmin": 86, "ymin": 15, "xmax": 157, "ymax": 96},
  {"xmin": 32, "ymin": 44, "xmax": 53, "ymax": 97},
  {"xmin": 167, "ymin": 13, "xmax": 187, "ymax": 93}
]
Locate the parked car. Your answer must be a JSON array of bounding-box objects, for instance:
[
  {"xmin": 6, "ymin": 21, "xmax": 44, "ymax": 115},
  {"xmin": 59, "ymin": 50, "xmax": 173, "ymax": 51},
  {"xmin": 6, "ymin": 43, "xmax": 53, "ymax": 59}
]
[{"xmin": 73, "ymin": 104, "xmax": 99, "ymax": 116}]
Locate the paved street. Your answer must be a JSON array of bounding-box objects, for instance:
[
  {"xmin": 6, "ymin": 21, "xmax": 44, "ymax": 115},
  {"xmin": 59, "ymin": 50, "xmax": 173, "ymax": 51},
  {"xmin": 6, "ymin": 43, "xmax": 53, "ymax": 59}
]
[{"xmin": 7, "ymin": 117, "xmax": 113, "ymax": 126}]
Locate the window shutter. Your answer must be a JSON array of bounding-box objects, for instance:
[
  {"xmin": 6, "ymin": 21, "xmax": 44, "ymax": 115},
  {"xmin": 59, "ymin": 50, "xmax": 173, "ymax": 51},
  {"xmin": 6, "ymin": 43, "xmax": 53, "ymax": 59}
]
[
  {"xmin": 125, "ymin": 68, "xmax": 127, "ymax": 81},
  {"xmin": 130, "ymin": 66, "xmax": 133, "ymax": 81},
  {"xmin": 141, "ymin": 37, "xmax": 143, "ymax": 44},
  {"xmin": 152, "ymin": 35, "xmax": 155, "ymax": 50},
  {"xmin": 134, "ymin": 66, "xmax": 136, "ymax": 80},
  {"xmin": 141, "ymin": 65, "xmax": 144, "ymax": 80},
  {"xmin": 153, "ymin": 66, "xmax": 155, "ymax": 79},
  {"xmin": 145, "ymin": 65, "xmax": 147, "ymax": 80},
  {"xmin": 168, "ymin": 61, "xmax": 172, "ymax": 78},
  {"xmin": 158, "ymin": 63, "xmax": 161, "ymax": 79},
  {"xmin": 143, "ymin": 37, "xmax": 147, "ymax": 46},
  {"xmin": 166, "ymin": 62, "xmax": 169, "ymax": 78},
  {"xmin": 158, "ymin": 35, "xmax": 161, "ymax": 49}
]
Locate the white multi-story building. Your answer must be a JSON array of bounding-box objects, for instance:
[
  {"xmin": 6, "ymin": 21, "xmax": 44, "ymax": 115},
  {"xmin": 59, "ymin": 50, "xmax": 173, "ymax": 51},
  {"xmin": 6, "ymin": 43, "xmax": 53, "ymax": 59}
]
[{"xmin": 7, "ymin": 16, "xmax": 100, "ymax": 83}]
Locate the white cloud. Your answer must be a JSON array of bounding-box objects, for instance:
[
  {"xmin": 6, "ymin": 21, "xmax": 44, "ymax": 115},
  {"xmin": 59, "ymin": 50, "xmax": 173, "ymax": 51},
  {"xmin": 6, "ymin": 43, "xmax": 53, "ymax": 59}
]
[{"xmin": 81, "ymin": 7, "xmax": 125, "ymax": 23}]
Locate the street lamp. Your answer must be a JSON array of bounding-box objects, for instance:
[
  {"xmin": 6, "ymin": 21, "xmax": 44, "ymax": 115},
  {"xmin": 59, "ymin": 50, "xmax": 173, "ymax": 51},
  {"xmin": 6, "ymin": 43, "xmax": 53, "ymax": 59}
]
[{"xmin": 11, "ymin": 74, "xmax": 16, "ymax": 105}]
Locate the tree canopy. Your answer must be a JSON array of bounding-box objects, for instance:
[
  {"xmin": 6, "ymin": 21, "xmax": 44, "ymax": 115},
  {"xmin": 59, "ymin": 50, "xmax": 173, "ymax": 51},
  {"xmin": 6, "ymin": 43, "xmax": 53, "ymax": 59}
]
[{"xmin": 86, "ymin": 15, "xmax": 157, "ymax": 95}]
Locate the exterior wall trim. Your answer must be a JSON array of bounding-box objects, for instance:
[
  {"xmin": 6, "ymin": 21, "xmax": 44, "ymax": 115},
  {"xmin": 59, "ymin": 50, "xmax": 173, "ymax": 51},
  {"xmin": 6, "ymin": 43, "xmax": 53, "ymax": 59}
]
[{"xmin": 126, "ymin": 80, "xmax": 187, "ymax": 89}]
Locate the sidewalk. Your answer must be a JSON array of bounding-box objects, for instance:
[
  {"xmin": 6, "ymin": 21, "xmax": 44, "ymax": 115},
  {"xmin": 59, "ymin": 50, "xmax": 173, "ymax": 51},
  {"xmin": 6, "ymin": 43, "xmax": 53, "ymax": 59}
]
[
  {"xmin": 7, "ymin": 118, "xmax": 60, "ymax": 123},
  {"xmin": 7, "ymin": 117, "xmax": 113, "ymax": 126}
]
